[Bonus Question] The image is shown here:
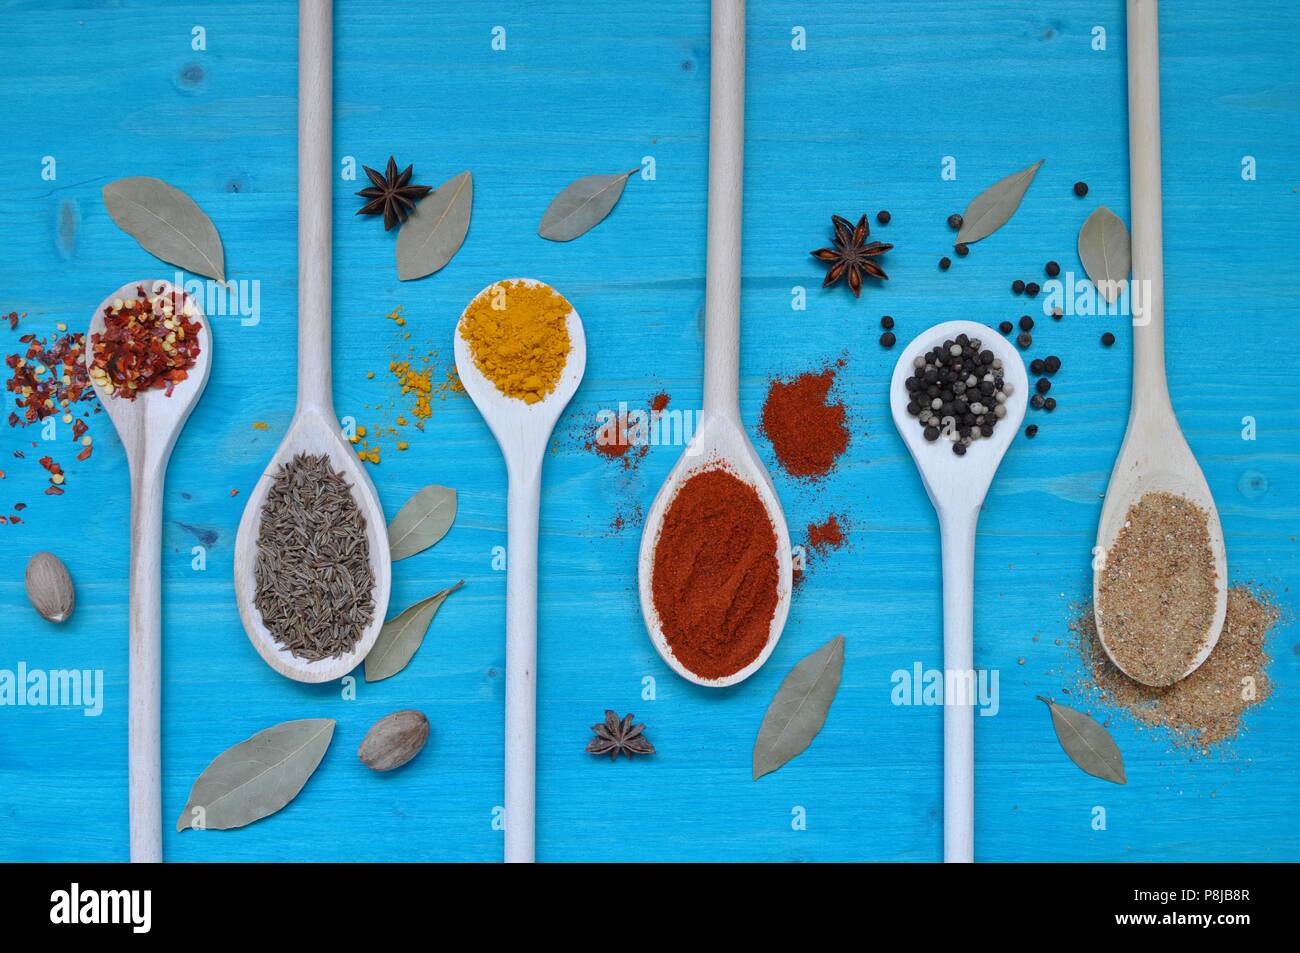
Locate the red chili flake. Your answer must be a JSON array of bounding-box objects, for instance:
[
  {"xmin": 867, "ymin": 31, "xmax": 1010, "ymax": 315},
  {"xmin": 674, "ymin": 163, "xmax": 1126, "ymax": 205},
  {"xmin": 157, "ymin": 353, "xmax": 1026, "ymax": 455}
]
[
  {"xmin": 4, "ymin": 311, "xmax": 21, "ymax": 330},
  {"xmin": 89, "ymin": 285, "xmax": 202, "ymax": 401},
  {"xmin": 229, "ymin": 488, "xmax": 239, "ymax": 497},
  {"xmin": 72, "ymin": 418, "xmax": 88, "ymax": 441},
  {"xmin": 8, "ymin": 514, "xmax": 20, "ymax": 523},
  {"xmin": 0, "ymin": 516, "xmax": 6, "ymax": 524},
  {"xmin": 13, "ymin": 502, "xmax": 25, "ymax": 510},
  {"xmin": 44, "ymin": 486, "xmax": 63, "ymax": 496},
  {"xmin": 76, "ymin": 445, "xmax": 92, "ymax": 462}
]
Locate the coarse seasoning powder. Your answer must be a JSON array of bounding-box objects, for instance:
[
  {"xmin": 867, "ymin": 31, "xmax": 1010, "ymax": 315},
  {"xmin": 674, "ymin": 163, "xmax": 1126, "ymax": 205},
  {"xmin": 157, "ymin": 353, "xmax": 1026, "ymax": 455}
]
[
  {"xmin": 1070, "ymin": 586, "xmax": 1276, "ymax": 751},
  {"xmin": 1097, "ymin": 491, "xmax": 1218, "ymax": 686},
  {"xmin": 651, "ymin": 467, "xmax": 779, "ymax": 680},
  {"xmin": 459, "ymin": 281, "xmax": 571, "ymax": 404},
  {"xmin": 254, "ymin": 452, "xmax": 375, "ymax": 661}
]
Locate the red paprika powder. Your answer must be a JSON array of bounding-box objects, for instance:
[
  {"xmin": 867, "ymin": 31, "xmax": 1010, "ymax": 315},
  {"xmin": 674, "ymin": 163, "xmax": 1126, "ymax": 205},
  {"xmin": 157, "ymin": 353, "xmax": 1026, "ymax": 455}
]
[
  {"xmin": 759, "ymin": 363, "xmax": 849, "ymax": 479},
  {"xmin": 651, "ymin": 466, "xmax": 779, "ymax": 679}
]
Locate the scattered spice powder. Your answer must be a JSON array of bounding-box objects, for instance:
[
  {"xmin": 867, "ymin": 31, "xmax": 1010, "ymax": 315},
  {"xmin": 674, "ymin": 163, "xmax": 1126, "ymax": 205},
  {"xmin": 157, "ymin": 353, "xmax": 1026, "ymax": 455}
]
[
  {"xmin": 793, "ymin": 514, "xmax": 850, "ymax": 587},
  {"xmin": 459, "ymin": 281, "xmax": 571, "ymax": 404},
  {"xmin": 1070, "ymin": 586, "xmax": 1277, "ymax": 751},
  {"xmin": 651, "ymin": 466, "xmax": 779, "ymax": 680},
  {"xmin": 760, "ymin": 360, "xmax": 850, "ymax": 479},
  {"xmin": 1097, "ymin": 491, "xmax": 1218, "ymax": 687}
]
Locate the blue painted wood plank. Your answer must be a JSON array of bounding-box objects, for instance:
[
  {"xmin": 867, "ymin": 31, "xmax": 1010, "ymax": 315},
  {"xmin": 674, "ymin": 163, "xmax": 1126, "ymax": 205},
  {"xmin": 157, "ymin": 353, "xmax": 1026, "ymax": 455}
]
[{"xmin": 1, "ymin": 0, "xmax": 1297, "ymax": 862}]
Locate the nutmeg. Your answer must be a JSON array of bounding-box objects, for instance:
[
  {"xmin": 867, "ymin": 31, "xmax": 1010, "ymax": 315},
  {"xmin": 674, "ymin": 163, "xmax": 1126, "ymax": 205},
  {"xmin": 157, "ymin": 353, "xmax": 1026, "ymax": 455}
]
[
  {"xmin": 358, "ymin": 709, "xmax": 429, "ymax": 772},
  {"xmin": 25, "ymin": 551, "xmax": 75, "ymax": 623}
]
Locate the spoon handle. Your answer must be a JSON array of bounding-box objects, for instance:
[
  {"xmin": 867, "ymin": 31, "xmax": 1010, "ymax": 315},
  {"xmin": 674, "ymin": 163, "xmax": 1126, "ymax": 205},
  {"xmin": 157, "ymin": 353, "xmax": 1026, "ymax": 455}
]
[
  {"xmin": 702, "ymin": 0, "xmax": 745, "ymax": 422},
  {"xmin": 939, "ymin": 508, "xmax": 977, "ymax": 863},
  {"xmin": 504, "ymin": 469, "xmax": 541, "ymax": 863},
  {"xmin": 297, "ymin": 0, "xmax": 333, "ymax": 416},
  {"xmin": 128, "ymin": 468, "xmax": 164, "ymax": 863},
  {"xmin": 1127, "ymin": 0, "xmax": 1169, "ymax": 418}
]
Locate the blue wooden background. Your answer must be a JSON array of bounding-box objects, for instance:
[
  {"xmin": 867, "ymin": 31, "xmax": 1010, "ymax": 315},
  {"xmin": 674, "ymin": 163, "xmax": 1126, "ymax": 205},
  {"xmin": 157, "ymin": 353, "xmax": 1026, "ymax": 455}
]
[{"xmin": 1, "ymin": 1, "xmax": 1296, "ymax": 862}]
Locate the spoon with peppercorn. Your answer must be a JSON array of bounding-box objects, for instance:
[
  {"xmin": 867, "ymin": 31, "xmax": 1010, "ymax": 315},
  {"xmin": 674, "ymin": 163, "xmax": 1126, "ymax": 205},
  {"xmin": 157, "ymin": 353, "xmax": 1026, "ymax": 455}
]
[
  {"xmin": 85, "ymin": 278, "xmax": 213, "ymax": 863},
  {"xmin": 637, "ymin": 0, "xmax": 795, "ymax": 689},
  {"xmin": 1092, "ymin": 0, "xmax": 1228, "ymax": 686},
  {"xmin": 890, "ymin": 320, "xmax": 1028, "ymax": 863}
]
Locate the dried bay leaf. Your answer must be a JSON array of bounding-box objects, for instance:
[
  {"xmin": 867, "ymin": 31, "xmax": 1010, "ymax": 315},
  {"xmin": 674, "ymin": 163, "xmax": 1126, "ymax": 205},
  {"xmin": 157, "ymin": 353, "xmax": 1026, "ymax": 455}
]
[
  {"xmin": 103, "ymin": 176, "xmax": 225, "ymax": 281},
  {"xmin": 1078, "ymin": 206, "xmax": 1131, "ymax": 303},
  {"xmin": 1037, "ymin": 695, "xmax": 1127, "ymax": 785},
  {"xmin": 364, "ymin": 581, "xmax": 464, "ymax": 682},
  {"xmin": 538, "ymin": 169, "xmax": 637, "ymax": 242},
  {"xmin": 176, "ymin": 718, "xmax": 334, "ymax": 832},
  {"xmin": 753, "ymin": 636, "xmax": 845, "ymax": 780},
  {"xmin": 396, "ymin": 171, "xmax": 472, "ymax": 281},
  {"xmin": 955, "ymin": 159, "xmax": 1044, "ymax": 245},
  {"xmin": 388, "ymin": 484, "xmax": 457, "ymax": 561}
]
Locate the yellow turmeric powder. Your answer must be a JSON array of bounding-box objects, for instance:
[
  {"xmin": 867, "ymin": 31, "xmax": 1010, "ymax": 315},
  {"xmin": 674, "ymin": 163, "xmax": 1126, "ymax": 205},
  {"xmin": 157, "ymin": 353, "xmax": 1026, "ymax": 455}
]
[{"xmin": 459, "ymin": 280, "xmax": 572, "ymax": 404}]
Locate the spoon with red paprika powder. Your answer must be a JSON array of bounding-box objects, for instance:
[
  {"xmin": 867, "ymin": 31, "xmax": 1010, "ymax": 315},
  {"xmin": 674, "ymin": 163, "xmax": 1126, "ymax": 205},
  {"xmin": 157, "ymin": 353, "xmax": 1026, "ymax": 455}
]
[
  {"xmin": 890, "ymin": 320, "xmax": 1028, "ymax": 863},
  {"xmin": 638, "ymin": 0, "xmax": 794, "ymax": 688}
]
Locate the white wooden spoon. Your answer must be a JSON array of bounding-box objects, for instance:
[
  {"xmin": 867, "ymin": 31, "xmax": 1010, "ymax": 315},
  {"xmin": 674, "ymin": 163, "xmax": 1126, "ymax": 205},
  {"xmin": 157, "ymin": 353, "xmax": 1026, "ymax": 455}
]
[
  {"xmin": 233, "ymin": 0, "xmax": 391, "ymax": 683},
  {"xmin": 1092, "ymin": 0, "xmax": 1227, "ymax": 685},
  {"xmin": 86, "ymin": 278, "xmax": 213, "ymax": 863},
  {"xmin": 890, "ymin": 320, "xmax": 1028, "ymax": 864},
  {"xmin": 454, "ymin": 278, "xmax": 587, "ymax": 864},
  {"xmin": 637, "ymin": 0, "xmax": 793, "ymax": 689}
]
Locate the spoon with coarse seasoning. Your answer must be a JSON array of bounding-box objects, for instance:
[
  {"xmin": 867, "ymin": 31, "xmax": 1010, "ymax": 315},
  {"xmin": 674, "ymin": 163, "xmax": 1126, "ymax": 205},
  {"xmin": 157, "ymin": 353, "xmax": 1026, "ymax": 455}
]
[
  {"xmin": 890, "ymin": 320, "xmax": 1029, "ymax": 863},
  {"xmin": 637, "ymin": 0, "xmax": 794, "ymax": 688},
  {"xmin": 86, "ymin": 278, "xmax": 213, "ymax": 862},
  {"xmin": 454, "ymin": 278, "xmax": 587, "ymax": 864},
  {"xmin": 233, "ymin": 0, "xmax": 392, "ymax": 683},
  {"xmin": 1092, "ymin": 0, "xmax": 1227, "ymax": 687}
]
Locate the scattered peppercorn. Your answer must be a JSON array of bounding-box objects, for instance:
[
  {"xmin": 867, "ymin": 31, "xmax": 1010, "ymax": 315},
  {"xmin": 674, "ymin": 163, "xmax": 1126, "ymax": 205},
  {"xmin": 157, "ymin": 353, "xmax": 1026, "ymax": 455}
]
[
  {"xmin": 1036, "ymin": 378, "xmax": 1051, "ymax": 394},
  {"xmin": 876, "ymin": 210, "xmax": 891, "ymax": 225},
  {"xmin": 1031, "ymin": 394, "xmax": 1045, "ymax": 410},
  {"xmin": 1025, "ymin": 282, "xmax": 1040, "ymax": 297},
  {"xmin": 1101, "ymin": 331, "xmax": 1116, "ymax": 346},
  {"xmin": 947, "ymin": 213, "xmax": 963, "ymax": 230},
  {"xmin": 1017, "ymin": 332, "xmax": 1032, "ymax": 349},
  {"xmin": 1074, "ymin": 181, "xmax": 1089, "ymax": 197},
  {"xmin": 880, "ymin": 331, "xmax": 896, "ymax": 348},
  {"xmin": 881, "ymin": 315, "xmax": 895, "ymax": 330},
  {"xmin": 1044, "ymin": 397, "xmax": 1057, "ymax": 412},
  {"xmin": 1012, "ymin": 280, "xmax": 1025, "ymax": 295},
  {"xmin": 1030, "ymin": 359, "xmax": 1045, "ymax": 375},
  {"xmin": 1025, "ymin": 424, "xmax": 1039, "ymax": 438},
  {"xmin": 1045, "ymin": 261, "xmax": 1060, "ymax": 277},
  {"xmin": 954, "ymin": 242, "xmax": 969, "ymax": 257},
  {"xmin": 939, "ymin": 257, "xmax": 951, "ymax": 271},
  {"xmin": 999, "ymin": 321, "xmax": 1013, "ymax": 335},
  {"xmin": 1019, "ymin": 315, "xmax": 1034, "ymax": 331},
  {"xmin": 1044, "ymin": 355, "xmax": 1061, "ymax": 374}
]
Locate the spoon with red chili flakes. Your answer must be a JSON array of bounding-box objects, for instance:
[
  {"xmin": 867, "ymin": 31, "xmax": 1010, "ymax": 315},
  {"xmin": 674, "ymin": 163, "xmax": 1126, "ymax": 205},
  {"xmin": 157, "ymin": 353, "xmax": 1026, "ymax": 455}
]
[{"xmin": 84, "ymin": 278, "xmax": 212, "ymax": 863}]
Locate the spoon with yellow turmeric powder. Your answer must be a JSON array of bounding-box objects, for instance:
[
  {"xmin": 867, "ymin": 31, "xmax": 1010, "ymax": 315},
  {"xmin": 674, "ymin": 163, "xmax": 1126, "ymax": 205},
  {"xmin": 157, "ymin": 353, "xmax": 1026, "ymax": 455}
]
[{"xmin": 454, "ymin": 278, "xmax": 586, "ymax": 863}]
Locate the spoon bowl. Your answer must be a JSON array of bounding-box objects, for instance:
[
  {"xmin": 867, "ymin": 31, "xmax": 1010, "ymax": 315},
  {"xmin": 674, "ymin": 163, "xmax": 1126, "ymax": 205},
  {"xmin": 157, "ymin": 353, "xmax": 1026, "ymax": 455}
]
[
  {"xmin": 232, "ymin": 409, "xmax": 392, "ymax": 684},
  {"xmin": 890, "ymin": 319, "xmax": 1027, "ymax": 864},
  {"xmin": 454, "ymin": 277, "xmax": 586, "ymax": 864},
  {"xmin": 86, "ymin": 277, "xmax": 213, "ymax": 863},
  {"xmin": 637, "ymin": 416, "xmax": 792, "ymax": 688}
]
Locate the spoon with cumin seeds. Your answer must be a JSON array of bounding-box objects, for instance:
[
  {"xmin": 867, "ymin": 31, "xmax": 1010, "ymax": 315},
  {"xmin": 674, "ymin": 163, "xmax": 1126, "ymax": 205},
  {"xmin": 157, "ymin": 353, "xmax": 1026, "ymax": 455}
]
[{"xmin": 233, "ymin": 0, "xmax": 391, "ymax": 683}]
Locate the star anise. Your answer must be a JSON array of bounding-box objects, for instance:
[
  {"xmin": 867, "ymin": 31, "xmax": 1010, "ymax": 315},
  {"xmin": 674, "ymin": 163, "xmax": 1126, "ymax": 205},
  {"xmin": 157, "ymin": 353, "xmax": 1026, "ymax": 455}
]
[
  {"xmin": 355, "ymin": 156, "xmax": 433, "ymax": 231},
  {"xmin": 586, "ymin": 710, "xmax": 656, "ymax": 761},
  {"xmin": 810, "ymin": 214, "xmax": 893, "ymax": 297}
]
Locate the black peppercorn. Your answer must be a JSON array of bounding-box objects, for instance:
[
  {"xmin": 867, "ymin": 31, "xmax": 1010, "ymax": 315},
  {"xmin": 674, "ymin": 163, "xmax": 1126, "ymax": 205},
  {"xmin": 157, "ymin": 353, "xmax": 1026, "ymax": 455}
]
[
  {"xmin": 1044, "ymin": 397, "xmax": 1057, "ymax": 412},
  {"xmin": 924, "ymin": 425, "xmax": 940, "ymax": 441},
  {"xmin": 955, "ymin": 242, "xmax": 970, "ymax": 257},
  {"xmin": 1073, "ymin": 181, "xmax": 1089, "ymax": 197},
  {"xmin": 1036, "ymin": 377, "xmax": 1051, "ymax": 394},
  {"xmin": 948, "ymin": 213, "xmax": 963, "ymax": 230},
  {"xmin": 1101, "ymin": 331, "xmax": 1116, "ymax": 346},
  {"xmin": 1012, "ymin": 279, "xmax": 1025, "ymax": 294},
  {"xmin": 1025, "ymin": 282, "xmax": 1040, "ymax": 297},
  {"xmin": 1017, "ymin": 332, "xmax": 1032, "ymax": 349},
  {"xmin": 953, "ymin": 442, "xmax": 967, "ymax": 456},
  {"xmin": 1019, "ymin": 315, "xmax": 1034, "ymax": 331},
  {"xmin": 1031, "ymin": 394, "xmax": 1045, "ymax": 410},
  {"xmin": 1030, "ymin": 358, "xmax": 1045, "ymax": 375},
  {"xmin": 1045, "ymin": 261, "xmax": 1060, "ymax": 277},
  {"xmin": 939, "ymin": 257, "xmax": 952, "ymax": 271},
  {"xmin": 1044, "ymin": 355, "xmax": 1061, "ymax": 374},
  {"xmin": 999, "ymin": 321, "xmax": 1013, "ymax": 334},
  {"xmin": 881, "ymin": 315, "xmax": 895, "ymax": 330},
  {"xmin": 880, "ymin": 331, "xmax": 896, "ymax": 348},
  {"xmin": 877, "ymin": 210, "xmax": 891, "ymax": 225},
  {"xmin": 1025, "ymin": 424, "xmax": 1039, "ymax": 438}
]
